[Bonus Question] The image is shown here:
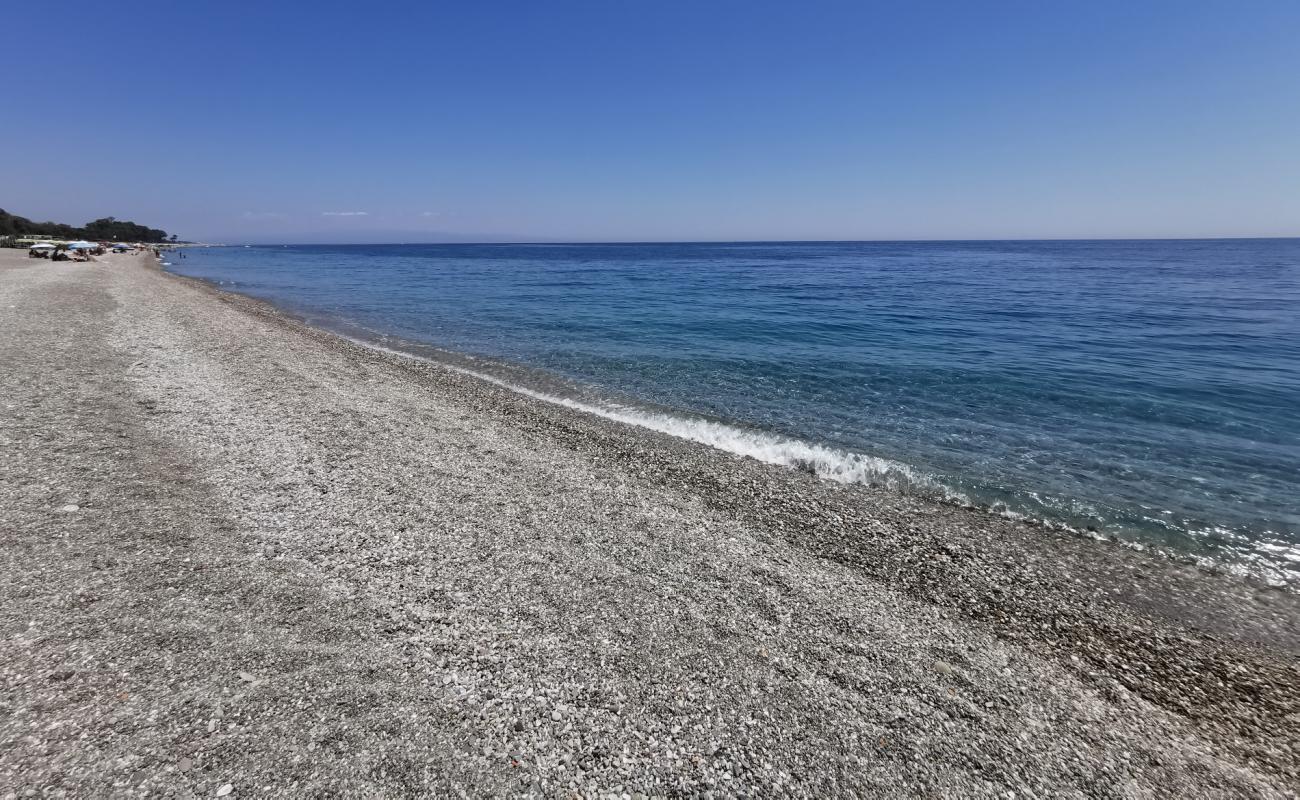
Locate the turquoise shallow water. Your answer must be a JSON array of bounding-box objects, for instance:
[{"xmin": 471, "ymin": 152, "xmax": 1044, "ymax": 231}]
[{"xmin": 169, "ymin": 239, "xmax": 1300, "ymax": 582}]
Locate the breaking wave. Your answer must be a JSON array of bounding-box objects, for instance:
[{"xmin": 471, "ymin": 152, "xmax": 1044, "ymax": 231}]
[
  {"xmin": 345, "ymin": 333, "xmax": 1300, "ymax": 588},
  {"xmin": 351, "ymin": 334, "xmax": 967, "ymax": 502}
]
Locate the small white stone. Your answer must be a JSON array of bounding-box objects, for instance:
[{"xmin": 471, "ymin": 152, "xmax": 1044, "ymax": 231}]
[
  {"xmin": 59, "ymin": 504, "xmax": 80, "ymax": 513},
  {"xmin": 215, "ymin": 784, "xmax": 233, "ymax": 797}
]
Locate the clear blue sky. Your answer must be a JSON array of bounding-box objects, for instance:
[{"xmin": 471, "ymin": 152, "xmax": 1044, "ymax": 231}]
[{"xmin": 7, "ymin": 1, "xmax": 1299, "ymax": 242}]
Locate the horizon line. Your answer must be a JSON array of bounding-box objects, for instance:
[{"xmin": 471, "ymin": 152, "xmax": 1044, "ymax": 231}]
[{"xmin": 205, "ymin": 234, "xmax": 1300, "ymax": 247}]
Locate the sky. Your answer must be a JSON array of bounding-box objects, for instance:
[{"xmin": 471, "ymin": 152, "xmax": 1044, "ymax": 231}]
[{"xmin": 6, "ymin": 1, "xmax": 1300, "ymax": 243}]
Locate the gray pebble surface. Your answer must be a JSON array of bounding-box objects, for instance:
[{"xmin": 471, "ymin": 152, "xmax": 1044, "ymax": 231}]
[{"xmin": 1, "ymin": 251, "xmax": 1297, "ymax": 797}]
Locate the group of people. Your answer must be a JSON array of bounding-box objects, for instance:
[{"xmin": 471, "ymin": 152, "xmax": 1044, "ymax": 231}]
[
  {"xmin": 27, "ymin": 243, "xmax": 144, "ymax": 262},
  {"xmin": 27, "ymin": 247, "xmax": 92, "ymax": 262}
]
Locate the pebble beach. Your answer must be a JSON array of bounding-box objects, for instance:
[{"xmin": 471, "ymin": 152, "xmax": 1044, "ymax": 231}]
[{"xmin": 2, "ymin": 249, "xmax": 1298, "ymax": 796}]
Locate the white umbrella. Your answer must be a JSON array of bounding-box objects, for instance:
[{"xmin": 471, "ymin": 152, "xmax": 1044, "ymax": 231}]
[{"xmin": 29, "ymin": 242, "xmax": 56, "ymax": 250}]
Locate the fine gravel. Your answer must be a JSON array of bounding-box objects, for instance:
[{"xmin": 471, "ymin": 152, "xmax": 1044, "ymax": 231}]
[{"xmin": 1, "ymin": 250, "xmax": 1297, "ymax": 797}]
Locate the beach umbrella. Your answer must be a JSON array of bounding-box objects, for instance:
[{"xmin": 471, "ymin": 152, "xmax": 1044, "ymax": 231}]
[
  {"xmin": 29, "ymin": 242, "xmax": 56, "ymax": 250},
  {"xmin": 67, "ymin": 241, "xmax": 96, "ymax": 250}
]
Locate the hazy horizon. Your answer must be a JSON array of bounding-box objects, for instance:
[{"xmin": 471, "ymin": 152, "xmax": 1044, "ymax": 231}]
[
  {"xmin": 201, "ymin": 234, "xmax": 1300, "ymax": 247},
  {"xmin": 8, "ymin": 1, "xmax": 1299, "ymax": 243}
]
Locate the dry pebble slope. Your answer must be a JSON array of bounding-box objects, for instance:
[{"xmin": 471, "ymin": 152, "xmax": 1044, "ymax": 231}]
[
  {"xmin": 90, "ymin": 255, "xmax": 1291, "ymax": 795},
  {"xmin": 1, "ymin": 258, "xmax": 517, "ymax": 796}
]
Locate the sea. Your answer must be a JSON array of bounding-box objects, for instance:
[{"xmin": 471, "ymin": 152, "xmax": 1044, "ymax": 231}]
[{"xmin": 166, "ymin": 240, "xmax": 1300, "ymax": 585}]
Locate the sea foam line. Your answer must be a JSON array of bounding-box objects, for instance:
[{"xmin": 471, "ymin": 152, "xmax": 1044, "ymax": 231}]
[
  {"xmin": 325, "ymin": 332, "xmax": 1300, "ymax": 587},
  {"xmin": 347, "ymin": 335, "xmax": 963, "ymax": 500}
]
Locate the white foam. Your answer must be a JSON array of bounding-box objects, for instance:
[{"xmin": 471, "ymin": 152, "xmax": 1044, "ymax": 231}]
[
  {"xmin": 317, "ymin": 331, "xmax": 1300, "ymax": 589},
  {"xmin": 350, "ymin": 335, "xmax": 962, "ymax": 499}
]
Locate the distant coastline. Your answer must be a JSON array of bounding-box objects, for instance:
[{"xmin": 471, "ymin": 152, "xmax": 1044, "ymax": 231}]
[{"xmin": 0, "ymin": 207, "xmax": 176, "ymax": 245}]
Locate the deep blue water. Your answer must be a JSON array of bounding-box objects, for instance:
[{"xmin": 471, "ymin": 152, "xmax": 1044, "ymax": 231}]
[{"xmin": 168, "ymin": 240, "xmax": 1300, "ymax": 583}]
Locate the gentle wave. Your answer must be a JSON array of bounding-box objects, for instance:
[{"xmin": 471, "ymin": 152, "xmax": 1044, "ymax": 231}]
[
  {"xmin": 231, "ymin": 323, "xmax": 1296, "ymax": 592},
  {"xmin": 355, "ymin": 335, "xmax": 963, "ymax": 497},
  {"xmin": 348, "ymin": 334, "xmax": 1300, "ymax": 588}
]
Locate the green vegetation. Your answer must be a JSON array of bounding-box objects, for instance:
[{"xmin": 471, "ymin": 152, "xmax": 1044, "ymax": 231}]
[{"xmin": 0, "ymin": 208, "xmax": 172, "ymax": 243}]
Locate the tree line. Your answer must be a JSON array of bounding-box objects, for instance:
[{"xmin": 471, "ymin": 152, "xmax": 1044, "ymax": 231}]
[{"xmin": 0, "ymin": 208, "xmax": 175, "ymax": 243}]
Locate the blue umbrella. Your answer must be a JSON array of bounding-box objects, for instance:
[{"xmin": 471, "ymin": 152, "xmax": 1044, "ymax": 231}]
[{"xmin": 67, "ymin": 242, "xmax": 96, "ymax": 250}]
